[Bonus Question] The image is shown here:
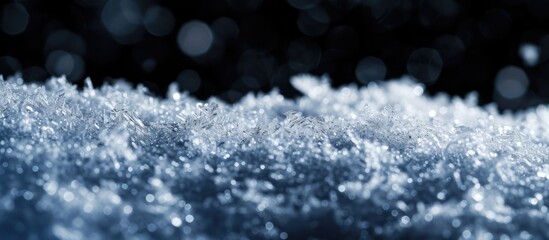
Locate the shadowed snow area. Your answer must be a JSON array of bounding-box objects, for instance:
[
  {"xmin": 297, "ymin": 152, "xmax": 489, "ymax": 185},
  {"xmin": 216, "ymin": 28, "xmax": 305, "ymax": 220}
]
[{"xmin": 0, "ymin": 75, "xmax": 549, "ymax": 239}]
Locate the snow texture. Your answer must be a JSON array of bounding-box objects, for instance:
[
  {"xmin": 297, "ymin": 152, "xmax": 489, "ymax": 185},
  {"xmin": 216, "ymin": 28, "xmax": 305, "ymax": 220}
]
[{"xmin": 1, "ymin": 74, "xmax": 549, "ymax": 240}]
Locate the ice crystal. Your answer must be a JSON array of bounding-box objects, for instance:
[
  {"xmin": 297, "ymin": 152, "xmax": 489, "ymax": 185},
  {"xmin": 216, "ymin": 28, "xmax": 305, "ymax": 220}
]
[{"xmin": 1, "ymin": 75, "xmax": 549, "ymax": 239}]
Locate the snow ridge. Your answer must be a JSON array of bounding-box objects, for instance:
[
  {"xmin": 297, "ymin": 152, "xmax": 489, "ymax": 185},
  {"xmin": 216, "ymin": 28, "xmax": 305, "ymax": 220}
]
[{"xmin": 0, "ymin": 75, "xmax": 548, "ymax": 239}]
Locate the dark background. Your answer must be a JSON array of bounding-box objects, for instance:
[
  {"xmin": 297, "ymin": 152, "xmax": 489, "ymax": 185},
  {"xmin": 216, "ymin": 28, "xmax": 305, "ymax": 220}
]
[{"xmin": 2, "ymin": 0, "xmax": 549, "ymax": 110}]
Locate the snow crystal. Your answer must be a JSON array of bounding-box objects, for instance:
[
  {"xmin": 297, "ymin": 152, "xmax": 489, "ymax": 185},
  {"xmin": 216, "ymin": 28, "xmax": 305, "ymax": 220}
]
[{"xmin": 1, "ymin": 74, "xmax": 549, "ymax": 239}]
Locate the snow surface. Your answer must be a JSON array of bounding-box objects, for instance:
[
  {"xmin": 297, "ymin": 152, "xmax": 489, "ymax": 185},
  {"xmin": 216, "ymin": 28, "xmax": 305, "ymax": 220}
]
[{"xmin": 1, "ymin": 74, "xmax": 549, "ymax": 239}]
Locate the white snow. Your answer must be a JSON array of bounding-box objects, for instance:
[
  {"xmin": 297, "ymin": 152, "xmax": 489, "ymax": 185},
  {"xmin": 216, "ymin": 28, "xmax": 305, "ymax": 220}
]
[{"xmin": 0, "ymin": 74, "xmax": 548, "ymax": 239}]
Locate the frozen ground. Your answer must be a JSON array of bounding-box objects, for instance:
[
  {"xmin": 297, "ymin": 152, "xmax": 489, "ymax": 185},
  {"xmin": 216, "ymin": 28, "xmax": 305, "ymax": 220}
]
[{"xmin": 0, "ymin": 75, "xmax": 549, "ymax": 239}]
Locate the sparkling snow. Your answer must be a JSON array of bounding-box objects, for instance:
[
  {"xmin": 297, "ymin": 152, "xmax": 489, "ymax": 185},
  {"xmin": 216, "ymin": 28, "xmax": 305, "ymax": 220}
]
[{"xmin": 0, "ymin": 75, "xmax": 549, "ymax": 239}]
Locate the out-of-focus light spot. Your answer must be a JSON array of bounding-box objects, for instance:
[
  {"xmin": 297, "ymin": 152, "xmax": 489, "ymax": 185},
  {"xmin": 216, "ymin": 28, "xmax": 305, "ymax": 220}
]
[
  {"xmin": 45, "ymin": 50, "xmax": 85, "ymax": 81},
  {"xmin": 103, "ymin": 0, "xmax": 141, "ymax": 32},
  {"xmin": 297, "ymin": 8, "xmax": 330, "ymax": 37},
  {"xmin": 145, "ymin": 194, "xmax": 155, "ymax": 202},
  {"xmin": 171, "ymin": 91, "xmax": 181, "ymax": 101},
  {"xmin": 176, "ymin": 69, "xmax": 201, "ymax": 93},
  {"xmin": 519, "ymin": 43, "xmax": 540, "ymax": 67},
  {"xmin": 265, "ymin": 221, "xmax": 274, "ymax": 230},
  {"xmin": 185, "ymin": 215, "xmax": 194, "ymax": 223},
  {"xmin": 171, "ymin": 217, "xmax": 182, "ymax": 227},
  {"xmin": 63, "ymin": 191, "xmax": 75, "ymax": 202},
  {"xmin": 495, "ymin": 65, "xmax": 529, "ymax": 99},
  {"xmin": 478, "ymin": 9, "xmax": 512, "ymax": 40},
  {"xmin": 0, "ymin": 56, "xmax": 22, "ymax": 75},
  {"xmin": 23, "ymin": 191, "xmax": 34, "ymax": 200},
  {"xmin": 143, "ymin": 6, "xmax": 175, "ymax": 37},
  {"xmin": 123, "ymin": 205, "xmax": 133, "ymax": 215},
  {"xmin": 413, "ymin": 86, "xmax": 424, "ymax": 96},
  {"xmin": 287, "ymin": 38, "xmax": 321, "ymax": 72},
  {"xmin": 407, "ymin": 48, "xmax": 443, "ymax": 84},
  {"xmin": 355, "ymin": 56, "xmax": 387, "ymax": 84},
  {"xmin": 47, "ymin": 51, "xmax": 74, "ymax": 77},
  {"xmin": 101, "ymin": 0, "xmax": 143, "ymax": 36},
  {"xmin": 1, "ymin": 3, "xmax": 29, "ymax": 35},
  {"xmin": 191, "ymin": 40, "xmax": 225, "ymax": 64},
  {"xmin": 44, "ymin": 30, "xmax": 87, "ymax": 56},
  {"xmin": 288, "ymin": 0, "xmax": 320, "ymax": 10},
  {"xmin": 211, "ymin": 17, "xmax": 239, "ymax": 43},
  {"xmin": 177, "ymin": 21, "xmax": 214, "ymax": 57}
]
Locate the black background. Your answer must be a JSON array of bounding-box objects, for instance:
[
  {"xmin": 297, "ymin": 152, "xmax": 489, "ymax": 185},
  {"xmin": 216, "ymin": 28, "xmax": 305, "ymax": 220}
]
[{"xmin": 2, "ymin": 0, "xmax": 549, "ymax": 110}]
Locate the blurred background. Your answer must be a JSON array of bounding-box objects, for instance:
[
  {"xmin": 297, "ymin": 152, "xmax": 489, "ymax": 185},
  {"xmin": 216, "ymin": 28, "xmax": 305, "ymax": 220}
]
[{"xmin": 1, "ymin": 0, "xmax": 549, "ymax": 110}]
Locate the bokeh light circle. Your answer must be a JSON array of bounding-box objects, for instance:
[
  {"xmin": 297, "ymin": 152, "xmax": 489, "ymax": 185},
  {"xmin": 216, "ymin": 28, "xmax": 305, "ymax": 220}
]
[
  {"xmin": 1, "ymin": 3, "xmax": 29, "ymax": 35},
  {"xmin": 495, "ymin": 65, "xmax": 529, "ymax": 100},
  {"xmin": 355, "ymin": 57, "xmax": 387, "ymax": 84},
  {"xmin": 518, "ymin": 43, "xmax": 540, "ymax": 67},
  {"xmin": 211, "ymin": 17, "xmax": 239, "ymax": 43},
  {"xmin": 101, "ymin": 0, "xmax": 143, "ymax": 37},
  {"xmin": 177, "ymin": 21, "xmax": 214, "ymax": 57},
  {"xmin": 407, "ymin": 48, "xmax": 443, "ymax": 84},
  {"xmin": 143, "ymin": 6, "xmax": 175, "ymax": 37},
  {"xmin": 45, "ymin": 50, "xmax": 85, "ymax": 81}
]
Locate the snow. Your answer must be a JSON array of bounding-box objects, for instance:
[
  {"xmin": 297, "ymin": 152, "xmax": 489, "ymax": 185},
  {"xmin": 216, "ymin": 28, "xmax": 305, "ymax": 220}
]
[{"xmin": 0, "ymin": 74, "xmax": 549, "ymax": 239}]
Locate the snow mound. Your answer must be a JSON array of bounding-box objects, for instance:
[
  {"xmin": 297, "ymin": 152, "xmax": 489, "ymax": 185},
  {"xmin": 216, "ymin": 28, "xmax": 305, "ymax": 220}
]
[{"xmin": 1, "ymin": 75, "xmax": 549, "ymax": 239}]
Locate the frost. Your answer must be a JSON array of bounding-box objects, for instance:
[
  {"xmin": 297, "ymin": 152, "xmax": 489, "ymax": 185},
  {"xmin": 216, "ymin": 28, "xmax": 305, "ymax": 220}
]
[{"xmin": 1, "ymin": 75, "xmax": 549, "ymax": 239}]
